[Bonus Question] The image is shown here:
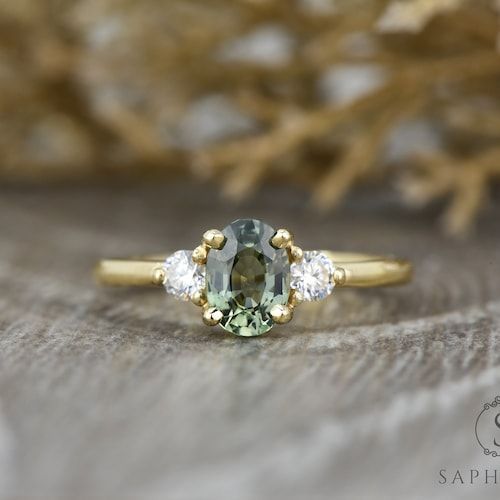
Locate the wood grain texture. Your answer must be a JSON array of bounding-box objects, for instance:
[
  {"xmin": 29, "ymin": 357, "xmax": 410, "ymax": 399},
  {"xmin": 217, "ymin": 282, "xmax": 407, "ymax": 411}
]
[{"xmin": 0, "ymin": 184, "xmax": 499, "ymax": 500}]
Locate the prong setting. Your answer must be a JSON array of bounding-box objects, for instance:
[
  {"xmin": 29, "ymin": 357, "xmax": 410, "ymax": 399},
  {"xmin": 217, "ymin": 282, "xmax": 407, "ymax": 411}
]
[
  {"xmin": 288, "ymin": 245, "xmax": 303, "ymax": 263},
  {"xmin": 152, "ymin": 267, "xmax": 166, "ymax": 286},
  {"xmin": 333, "ymin": 267, "xmax": 346, "ymax": 287},
  {"xmin": 191, "ymin": 290, "xmax": 207, "ymax": 307},
  {"xmin": 270, "ymin": 304, "xmax": 293, "ymax": 324},
  {"xmin": 192, "ymin": 244, "xmax": 208, "ymax": 265},
  {"xmin": 288, "ymin": 289, "xmax": 303, "ymax": 308},
  {"xmin": 203, "ymin": 229, "xmax": 226, "ymax": 250},
  {"xmin": 271, "ymin": 228, "xmax": 293, "ymax": 249},
  {"xmin": 203, "ymin": 306, "xmax": 223, "ymax": 326}
]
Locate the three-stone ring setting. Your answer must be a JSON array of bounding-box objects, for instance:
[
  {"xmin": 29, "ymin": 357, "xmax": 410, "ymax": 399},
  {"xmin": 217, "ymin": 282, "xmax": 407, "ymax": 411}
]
[{"xmin": 96, "ymin": 218, "xmax": 412, "ymax": 337}]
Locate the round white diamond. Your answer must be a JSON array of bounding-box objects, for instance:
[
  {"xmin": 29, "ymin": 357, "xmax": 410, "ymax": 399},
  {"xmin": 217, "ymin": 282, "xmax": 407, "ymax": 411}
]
[
  {"xmin": 291, "ymin": 251, "xmax": 335, "ymax": 301},
  {"xmin": 163, "ymin": 250, "xmax": 205, "ymax": 301}
]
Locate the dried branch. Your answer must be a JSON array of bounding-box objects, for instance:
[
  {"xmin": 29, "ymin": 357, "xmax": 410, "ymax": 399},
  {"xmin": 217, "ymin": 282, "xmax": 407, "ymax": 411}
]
[{"xmin": 0, "ymin": 0, "xmax": 499, "ymax": 234}]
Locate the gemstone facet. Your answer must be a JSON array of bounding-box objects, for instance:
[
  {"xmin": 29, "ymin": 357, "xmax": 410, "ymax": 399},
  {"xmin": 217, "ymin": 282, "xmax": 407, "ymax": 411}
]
[
  {"xmin": 206, "ymin": 219, "xmax": 290, "ymax": 336},
  {"xmin": 163, "ymin": 250, "xmax": 205, "ymax": 301},
  {"xmin": 291, "ymin": 251, "xmax": 335, "ymax": 301}
]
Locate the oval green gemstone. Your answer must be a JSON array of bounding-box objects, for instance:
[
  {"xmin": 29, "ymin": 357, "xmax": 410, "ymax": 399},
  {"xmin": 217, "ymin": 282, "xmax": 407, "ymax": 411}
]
[{"xmin": 206, "ymin": 219, "xmax": 291, "ymax": 336}]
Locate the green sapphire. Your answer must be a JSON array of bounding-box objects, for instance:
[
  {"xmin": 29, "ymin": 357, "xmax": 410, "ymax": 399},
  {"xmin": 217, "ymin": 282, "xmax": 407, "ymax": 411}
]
[{"xmin": 206, "ymin": 219, "xmax": 291, "ymax": 336}]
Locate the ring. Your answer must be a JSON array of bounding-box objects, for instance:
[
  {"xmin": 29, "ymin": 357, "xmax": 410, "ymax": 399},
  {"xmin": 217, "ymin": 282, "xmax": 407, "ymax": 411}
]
[{"xmin": 96, "ymin": 218, "xmax": 412, "ymax": 337}]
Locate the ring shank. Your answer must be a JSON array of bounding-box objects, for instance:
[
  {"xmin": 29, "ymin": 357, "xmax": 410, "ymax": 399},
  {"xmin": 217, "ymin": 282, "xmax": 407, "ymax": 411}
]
[
  {"xmin": 95, "ymin": 252, "xmax": 412, "ymax": 288},
  {"xmin": 323, "ymin": 252, "xmax": 412, "ymax": 287}
]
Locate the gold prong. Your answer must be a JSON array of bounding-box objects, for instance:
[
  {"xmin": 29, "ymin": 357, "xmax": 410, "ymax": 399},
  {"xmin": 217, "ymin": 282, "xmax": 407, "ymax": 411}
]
[
  {"xmin": 202, "ymin": 229, "xmax": 225, "ymax": 250},
  {"xmin": 202, "ymin": 306, "xmax": 223, "ymax": 326},
  {"xmin": 191, "ymin": 290, "xmax": 207, "ymax": 307},
  {"xmin": 289, "ymin": 245, "xmax": 303, "ymax": 263},
  {"xmin": 288, "ymin": 289, "xmax": 303, "ymax": 308},
  {"xmin": 270, "ymin": 304, "xmax": 293, "ymax": 324},
  {"xmin": 271, "ymin": 228, "xmax": 293, "ymax": 249},
  {"xmin": 192, "ymin": 245, "xmax": 208, "ymax": 265},
  {"xmin": 151, "ymin": 267, "xmax": 166, "ymax": 286},
  {"xmin": 333, "ymin": 267, "xmax": 346, "ymax": 286}
]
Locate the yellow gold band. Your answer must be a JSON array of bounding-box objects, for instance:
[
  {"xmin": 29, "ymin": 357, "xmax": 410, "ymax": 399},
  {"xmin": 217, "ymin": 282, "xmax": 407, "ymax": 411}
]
[{"xmin": 95, "ymin": 252, "xmax": 412, "ymax": 289}]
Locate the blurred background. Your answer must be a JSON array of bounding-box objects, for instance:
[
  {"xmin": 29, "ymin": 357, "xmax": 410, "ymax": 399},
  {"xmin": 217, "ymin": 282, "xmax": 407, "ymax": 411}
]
[
  {"xmin": 1, "ymin": 1, "xmax": 500, "ymax": 500},
  {"xmin": 1, "ymin": 0, "xmax": 499, "ymax": 234}
]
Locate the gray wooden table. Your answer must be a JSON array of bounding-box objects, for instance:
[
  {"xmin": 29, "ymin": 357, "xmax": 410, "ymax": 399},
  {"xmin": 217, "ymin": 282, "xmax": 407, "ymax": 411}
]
[{"xmin": 0, "ymin": 184, "xmax": 499, "ymax": 499}]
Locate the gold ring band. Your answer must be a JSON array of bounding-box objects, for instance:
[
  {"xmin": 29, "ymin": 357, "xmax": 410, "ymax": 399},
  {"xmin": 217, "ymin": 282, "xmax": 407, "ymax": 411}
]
[
  {"xmin": 95, "ymin": 218, "xmax": 412, "ymax": 337},
  {"xmin": 96, "ymin": 252, "xmax": 412, "ymax": 289}
]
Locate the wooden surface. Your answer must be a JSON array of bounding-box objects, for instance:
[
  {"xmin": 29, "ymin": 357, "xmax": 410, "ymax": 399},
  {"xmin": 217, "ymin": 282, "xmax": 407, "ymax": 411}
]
[{"xmin": 0, "ymin": 184, "xmax": 499, "ymax": 500}]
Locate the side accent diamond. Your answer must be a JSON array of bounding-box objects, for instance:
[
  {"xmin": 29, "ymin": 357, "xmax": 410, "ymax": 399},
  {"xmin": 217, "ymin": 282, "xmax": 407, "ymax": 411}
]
[
  {"xmin": 290, "ymin": 251, "xmax": 335, "ymax": 301},
  {"xmin": 163, "ymin": 250, "xmax": 205, "ymax": 301}
]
